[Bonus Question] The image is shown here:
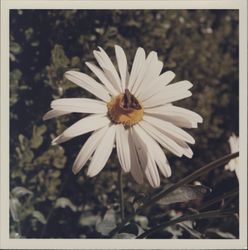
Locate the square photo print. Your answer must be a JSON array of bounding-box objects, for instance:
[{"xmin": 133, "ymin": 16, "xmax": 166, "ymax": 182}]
[{"xmin": 9, "ymin": 9, "xmax": 239, "ymax": 240}]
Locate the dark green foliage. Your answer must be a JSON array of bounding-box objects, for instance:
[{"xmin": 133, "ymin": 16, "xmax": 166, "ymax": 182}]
[{"xmin": 10, "ymin": 10, "xmax": 238, "ymax": 238}]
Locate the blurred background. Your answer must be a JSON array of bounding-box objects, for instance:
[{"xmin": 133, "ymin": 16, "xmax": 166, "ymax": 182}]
[{"xmin": 10, "ymin": 10, "xmax": 239, "ymax": 239}]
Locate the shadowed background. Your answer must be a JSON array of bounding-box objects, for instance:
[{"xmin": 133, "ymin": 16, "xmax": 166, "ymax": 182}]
[{"xmin": 10, "ymin": 9, "xmax": 239, "ymax": 239}]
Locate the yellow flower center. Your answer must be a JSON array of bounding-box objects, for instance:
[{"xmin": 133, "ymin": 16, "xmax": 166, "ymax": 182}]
[{"xmin": 107, "ymin": 89, "xmax": 144, "ymax": 127}]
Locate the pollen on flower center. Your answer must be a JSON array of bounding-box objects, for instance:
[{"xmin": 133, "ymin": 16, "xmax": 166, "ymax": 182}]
[{"xmin": 107, "ymin": 89, "xmax": 144, "ymax": 127}]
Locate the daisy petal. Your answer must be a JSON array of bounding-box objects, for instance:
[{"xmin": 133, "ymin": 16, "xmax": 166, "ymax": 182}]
[
  {"xmin": 64, "ymin": 71, "xmax": 111, "ymax": 102},
  {"xmin": 85, "ymin": 62, "xmax": 119, "ymax": 96},
  {"xmin": 128, "ymin": 132, "xmax": 144, "ymax": 184},
  {"xmin": 165, "ymin": 80, "xmax": 193, "ymax": 91},
  {"xmin": 145, "ymin": 105, "xmax": 203, "ymax": 128},
  {"xmin": 143, "ymin": 80, "xmax": 193, "ymax": 107},
  {"xmin": 43, "ymin": 110, "xmax": 70, "ymax": 120},
  {"xmin": 51, "ymin": 98, "xmax": 107, "ymax": 114},
  {"xmin": 72, "ymin": 126, "xmax": 109, "ymax": 174},
  {"xmin": 97, "ymin": 47, "xmax": 122, "ymax": 91},
  {"xmin": 140, "ymin": 71, "xmax": 176, "ymax": 101},
  {"xmin": 87, "ymin": 125, "xmax": 116, "ymax": 177},
  {"xmin": 93, "ymin": 51, "xmax": 122, "ymax": 93},
  {"xmin": 137, "ymin": 124, "xmax": 171, "ymax": 177},
  {"xmin": 139, "ymin": 120, "xmax": 184, "ymax": 157},
  {"xmin": 115, "ymin": 45, "xmax": 128, "ymax": 91},
  {"xmin": 132, "ymin": 126, "xmax": 160, "ymax": 188},
  {"xmin": 144, "ymin": 115, "xmax": 195, "ymax": 144},
  {"xmin": 116, "ymin": 125, "xmax": 131, "ymax": 172},
  {"xmin": 127, "ymin": 47, "xmax": 146, "ymax": 91},
  {"xmin": 156, "ymin": 128, "xmax": 193, "ymax": 158},
  {"xmin": 131, "ymin": 51, "xmax": 158, "ymax": 95},
  {"xmin": 161, "ymin": 71, "xmax": 176, "ymax": 86},
  {"xmin": 143, "ymin": 90, "xmax": 192, "ymax": 108},
  {"xmin": 52, "ymin": 114, "xmax": 110, "ymax": 145},
  {"xmin": 176, "ymin": 140, "xmax": 193, "ymax": 158},
  {"xmin": 136, "ymin": 60, "xmax": 163, "ymax": 98}
]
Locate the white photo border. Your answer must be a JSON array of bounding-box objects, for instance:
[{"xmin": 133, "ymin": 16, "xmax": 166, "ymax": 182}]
[{"xmin": 1, "ymin": 0, "xmax": 247, "ymax": 249}]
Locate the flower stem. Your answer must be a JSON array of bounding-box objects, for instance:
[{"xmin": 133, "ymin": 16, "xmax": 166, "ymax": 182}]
[
  {"xmin": 109, "ymin": 152, "xmax": 239, "ymax": 237},
  {"xmin": 136, "ymin": 209, "xmax": 236, "ymax": 238},
  {"xmin": 118, "ymin": 166, "xmax": 125, "ymax": 222}
]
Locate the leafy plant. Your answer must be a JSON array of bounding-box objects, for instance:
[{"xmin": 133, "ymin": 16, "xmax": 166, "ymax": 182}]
[{"xmin": 9, "ymin": 9, "xmax": 239, "ymax": 239}]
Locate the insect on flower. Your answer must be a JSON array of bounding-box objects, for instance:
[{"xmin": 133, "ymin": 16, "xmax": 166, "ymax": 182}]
[{"xmin": 43, "ymin": 45, "xmax": 203, "ymax": 188}]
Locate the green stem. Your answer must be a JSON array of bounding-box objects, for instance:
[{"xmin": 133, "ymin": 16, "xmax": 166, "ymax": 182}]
[
  {"xmin": 118, "ymin": 166, "xmax": 125, "ymax": 222},
  {"xmin": 109, "ymin": 152, "xmax": 239, "ymax": 237},
  {"xmin": 199, "ymin": 187, "xmax": 239, "ymax": 211},
  {"xmin": 137, "ymin": 209, "xmax": 236, "ymax": 238}
]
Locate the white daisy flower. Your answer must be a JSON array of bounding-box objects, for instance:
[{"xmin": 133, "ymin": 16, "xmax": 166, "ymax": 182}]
[
  {"xmin": 43, "ymin": 45, "xmax": 203, "ymax": 188},
  {"xmin": 225, "ymin": 133, "xmax": 239, "ymax": 181}
]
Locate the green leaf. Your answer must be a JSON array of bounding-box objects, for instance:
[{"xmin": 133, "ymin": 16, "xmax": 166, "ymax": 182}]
[
  {"xmin": 30, "ymin": 125, "xmax": 47, "ymax": 149},
  {"xmin": 205, "ymin": 228, "xmax": 236, "ymax": 239},
  {"xmin": 10, "ymin": 231, "xmax": 21, "ymax": 239},
  {"xmin": 10, "ymin": 41, "xmax": 22, "ymax": 55},
  {"xmin": 10, "ymin": 69, "xmax": 22, "ymax": 105},
  {"xmin": 137, "ymin": 209, "xmax": 235, "ymax": 239},
  {"xmin": 51, "ymin": 44, "xmax": 69, "ymax": 69},
  {"xmin": 134, "ymin": 215, "xmax": 149, "ymax": 229},
  {"xmin": 157, "ymin": 185, "xmax": 211, "ymax": 206},
  {"xmin": 79, "ymin": 212, "xmax": 101, "ymax": 227},
  {"xmin": 55, "ymin": 197, "xmax": 77, "ymax": 212},
  {"xmin": 16, "ymin": 134, "xmax": 34, "ymax": 164},
  {"xmin": 114, "ymin": 233, "xmax": 136, "ymax": 239},
  {"xmin": 11, "ymin": 186, "xmax": 33, "ymax": 198},
  {"xmin": 34, "ymin": 146, "xmax": 66, "ymax": 168},
  {"xmin": 10, "ymin": 197, "xmax": 21, "ymax": 222},
  {"xmin": 96, "ymin": 209, "xmax": 116, "ymax": 236},
  {"xmin": 149, "ymin": 153, "xmax": 238, "ymax": 209},
  {"xmin": 52, "ymin": 146, "xmax": 67, "ymax": 169},
  {"xmin": 109, "ymin": 152, "xmax": 239, "ymax": 237},
  {"xmin": 32, "ymin": 211, "xmax": 47, "ymax": 224},
  {"xmin": 18, "ymin": 134, "xmax": 29, "ymax": 151},
  {"xmin": 178, "ymin": 221, "xmax": 202, "ymax": 239},
  {"xmin": 165, "ymin": 225, "xmax": 183, "ymax": 239}
]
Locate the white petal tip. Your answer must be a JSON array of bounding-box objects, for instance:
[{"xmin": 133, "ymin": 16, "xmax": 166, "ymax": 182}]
[
  {"xmin": 51, "ymin": 140, "xmax": 58, "ymax": 146},
  {"xmin": 97, "ymin": 46, "xmax": 104, "ymax": 52},
  {"xmin": 167, "ymin": 70, "xmax": 175, "ymax": 76},
  {"xmin": 87, "ymin": 171, "xmax": 95, "ymax": 178},
  {"xmin": 42, "ymin": 114, "xmax": 49, "ymax": 121},
  {"xmin": 72, "ymin": 168, "xmax": 79, "ymax": 175},
  {"xmin": 123, "ymin": 167, "xmax": 130, "ymax": 173},
  {"xmin": 52, "ymin": 136, "xmax": 62, "ymax": 145},
  {"xmin": 187, "ymin": 81, "xmax": 193, "ymax": 88},
  {"xmin": 63, "ymin": 71, "xmax": 73, "ymax": 80},
  {"xmin": 135, "ymin": 179, "xmax": 144, "ymax": 185},
  {"xmin": 186, "ymin": 153, "xmax": 193, "ymax": 159},
  {"xmin": 153, "ymin": 183, "xmax": 160, "ymax": 188}
]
